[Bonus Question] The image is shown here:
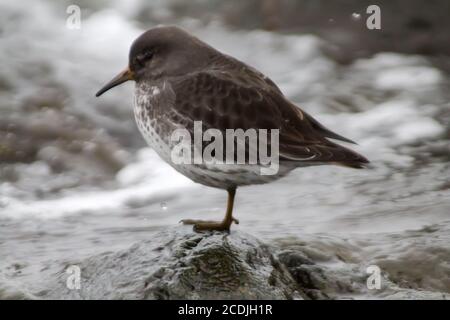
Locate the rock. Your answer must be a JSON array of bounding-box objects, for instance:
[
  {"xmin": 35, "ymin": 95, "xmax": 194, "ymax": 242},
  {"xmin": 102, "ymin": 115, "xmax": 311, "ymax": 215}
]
[
  {"xmin": 41, "ymin": 228, "xmax": 305, "ymax": 300},
  {"xmin": 277, "ymin": 250, "xmax": 332, "ymax": 299},
  {"xmin": 6, "ymin": 228, "xmax": 448, "ymax": 300}
]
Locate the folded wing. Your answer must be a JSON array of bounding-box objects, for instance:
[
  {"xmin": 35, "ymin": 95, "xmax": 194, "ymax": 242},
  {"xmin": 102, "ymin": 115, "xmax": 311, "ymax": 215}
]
[{"xmin": 168, "ymin": 70, "xmax": 369, "ymax": 168}]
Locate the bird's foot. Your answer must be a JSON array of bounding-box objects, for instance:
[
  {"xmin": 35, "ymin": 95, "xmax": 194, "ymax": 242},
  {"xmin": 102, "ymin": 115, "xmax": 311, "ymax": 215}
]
[{"xmin": 180, "ymin": 217, "xmax": 239, "ymax": 232}]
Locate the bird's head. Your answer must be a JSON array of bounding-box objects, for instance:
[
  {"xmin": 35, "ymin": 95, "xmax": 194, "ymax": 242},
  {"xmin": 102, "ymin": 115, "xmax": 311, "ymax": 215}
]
[{"xmin": 95, "ymin": 25, "xmax": 216, "ymax": 97}]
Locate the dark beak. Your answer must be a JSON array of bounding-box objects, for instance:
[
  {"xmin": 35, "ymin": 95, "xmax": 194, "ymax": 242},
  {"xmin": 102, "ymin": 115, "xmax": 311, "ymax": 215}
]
[{"xmin": 95, "ymin": 68, "xmax": 134, "ymax": 97}]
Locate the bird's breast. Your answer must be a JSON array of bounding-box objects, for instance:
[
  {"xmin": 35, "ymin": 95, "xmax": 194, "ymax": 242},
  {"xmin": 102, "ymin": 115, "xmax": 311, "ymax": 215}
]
[{"xmin": 133, "ymin": 82, "xmax": 172, "ymax": 160}]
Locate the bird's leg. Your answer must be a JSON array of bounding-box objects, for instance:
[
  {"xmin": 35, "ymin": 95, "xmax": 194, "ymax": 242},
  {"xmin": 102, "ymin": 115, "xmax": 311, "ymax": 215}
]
[{"xmin": 180, "ymin": 188, "xmax": 238, "ymax": 232}]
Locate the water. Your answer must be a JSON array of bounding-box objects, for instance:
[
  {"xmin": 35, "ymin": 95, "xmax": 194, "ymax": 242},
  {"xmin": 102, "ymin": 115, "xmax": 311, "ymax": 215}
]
[{"xmin": 0, "ymin": 0, "xmax": 449, "ymax": 299}]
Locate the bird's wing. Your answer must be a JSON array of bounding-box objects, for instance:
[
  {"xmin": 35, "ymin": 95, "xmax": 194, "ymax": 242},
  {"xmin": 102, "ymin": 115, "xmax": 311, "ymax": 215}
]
[{"xmin": 168, "ymin": 71, "xmax": 368, "ymax": 167}]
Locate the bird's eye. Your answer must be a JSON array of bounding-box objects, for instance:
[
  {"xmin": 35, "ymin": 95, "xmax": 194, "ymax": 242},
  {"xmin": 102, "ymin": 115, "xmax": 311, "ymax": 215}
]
[
  {"xmin": 143, "ymin": 50, "xmax": 154, "ymax": 60},
  {"xmin": 136, "ymin": 50, "xmax": 154, "ymax": 65}
]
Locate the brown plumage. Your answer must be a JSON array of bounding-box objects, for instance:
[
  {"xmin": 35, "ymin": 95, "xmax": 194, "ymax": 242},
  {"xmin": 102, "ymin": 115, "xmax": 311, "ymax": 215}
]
[
  {"xmin": 96, "ymin": 26, "xmax": 369, "ymax": 231},
  {"xmin": 166, "ymin": 55, "xmax": 368, "ymax": 169}
]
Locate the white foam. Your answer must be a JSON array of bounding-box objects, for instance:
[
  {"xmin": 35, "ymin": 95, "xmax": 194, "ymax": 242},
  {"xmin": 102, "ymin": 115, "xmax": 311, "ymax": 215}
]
[{"xmin": 1, "ymin": 149, "xmax": 195, "ymax": 219}]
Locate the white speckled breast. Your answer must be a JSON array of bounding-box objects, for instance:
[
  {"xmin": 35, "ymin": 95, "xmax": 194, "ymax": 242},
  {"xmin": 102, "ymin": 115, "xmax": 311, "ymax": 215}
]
[
  {"xmin": 133, "ymin": 82, "xmax": 173, "ymax": 163},
  {"xmin": 133, "ymin": 81, "xmax": 290, "ymax": 189}
]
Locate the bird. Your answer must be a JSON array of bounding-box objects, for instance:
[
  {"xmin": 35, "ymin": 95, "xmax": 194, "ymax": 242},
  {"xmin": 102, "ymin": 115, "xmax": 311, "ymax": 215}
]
[{"xmin": 96, "ymin": 25, "xmax": 369, "ymax": 232}]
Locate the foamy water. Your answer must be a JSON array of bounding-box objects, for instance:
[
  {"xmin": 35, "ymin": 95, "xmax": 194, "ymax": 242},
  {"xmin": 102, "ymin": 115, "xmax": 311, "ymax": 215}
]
[{"xmin": 0, "ymin": 0, "xmax": 449, "ymax": 299}]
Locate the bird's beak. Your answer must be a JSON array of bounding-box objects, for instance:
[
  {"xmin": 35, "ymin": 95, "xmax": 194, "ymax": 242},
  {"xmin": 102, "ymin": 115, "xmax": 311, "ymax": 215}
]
[{"xmin": 95, "ymin": 67, "xmax": 134, "ymax": 97}]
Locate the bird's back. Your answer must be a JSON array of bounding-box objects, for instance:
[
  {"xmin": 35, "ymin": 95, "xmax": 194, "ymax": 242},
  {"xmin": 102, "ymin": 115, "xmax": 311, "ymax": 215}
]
[{"xmin": 165, "ymin": 53, "xmax": 369, "ymax": 170}]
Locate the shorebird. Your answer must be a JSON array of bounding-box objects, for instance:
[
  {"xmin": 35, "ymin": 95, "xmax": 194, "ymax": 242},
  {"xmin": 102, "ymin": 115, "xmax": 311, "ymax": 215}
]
[{"xmin": 96, "ymin": 26, "xmax": 369, "ymax": 232}]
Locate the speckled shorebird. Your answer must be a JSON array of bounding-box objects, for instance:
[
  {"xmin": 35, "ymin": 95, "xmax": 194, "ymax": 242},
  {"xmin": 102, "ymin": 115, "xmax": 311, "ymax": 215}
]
[{"xmin": 96, "ymin": 26, "xmax": 369, "ymax": 232}]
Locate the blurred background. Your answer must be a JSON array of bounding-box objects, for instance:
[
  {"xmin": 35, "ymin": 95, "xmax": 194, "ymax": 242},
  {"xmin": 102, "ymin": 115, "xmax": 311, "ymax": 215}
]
[{"xmin": 0, "ymin": 0, "xmax": 449, "ymax": 299}]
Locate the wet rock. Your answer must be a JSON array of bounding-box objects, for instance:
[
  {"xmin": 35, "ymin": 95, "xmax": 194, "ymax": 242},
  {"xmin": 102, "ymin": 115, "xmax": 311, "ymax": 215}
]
[
  {"xmin": 4, "ymin": 228, "xmax": 449, "ymax": 300},
  {"xmin": 41, "ymin": 228, "xmax": 305, "ymax": 300},
  {"xmin": 277, "ymin": 250, "xmax": 332, "ymax": 299}
]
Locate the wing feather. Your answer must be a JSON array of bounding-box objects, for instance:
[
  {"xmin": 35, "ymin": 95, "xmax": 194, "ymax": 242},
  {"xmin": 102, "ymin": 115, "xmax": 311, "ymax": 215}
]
[{"xmin": 167, "ymin": 70, "xmax": 368, "ymax": 167}]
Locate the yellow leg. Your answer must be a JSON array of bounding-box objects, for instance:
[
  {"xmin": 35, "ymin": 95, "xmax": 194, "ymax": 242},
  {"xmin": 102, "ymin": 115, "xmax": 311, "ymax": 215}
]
[{"xmin": 181, "ymin": 188, "xmax": 238, "ymax": 232}]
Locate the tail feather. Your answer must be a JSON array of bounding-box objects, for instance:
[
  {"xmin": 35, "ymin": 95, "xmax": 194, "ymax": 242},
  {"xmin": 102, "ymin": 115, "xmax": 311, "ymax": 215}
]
[
  {"xmin": 280, "ymin": 141, "xmax": 370, "ymax": 169},
  {"xmin": 303, "ymin": 111, "xmax": 357, "ymax": 144},
  {"xmin": 333, "ymin": 143, "xmax": 370, "ymax": 169},
  {"xmin": 336, "ymin": 160, "xmax": 370, "ymax": 169}
]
